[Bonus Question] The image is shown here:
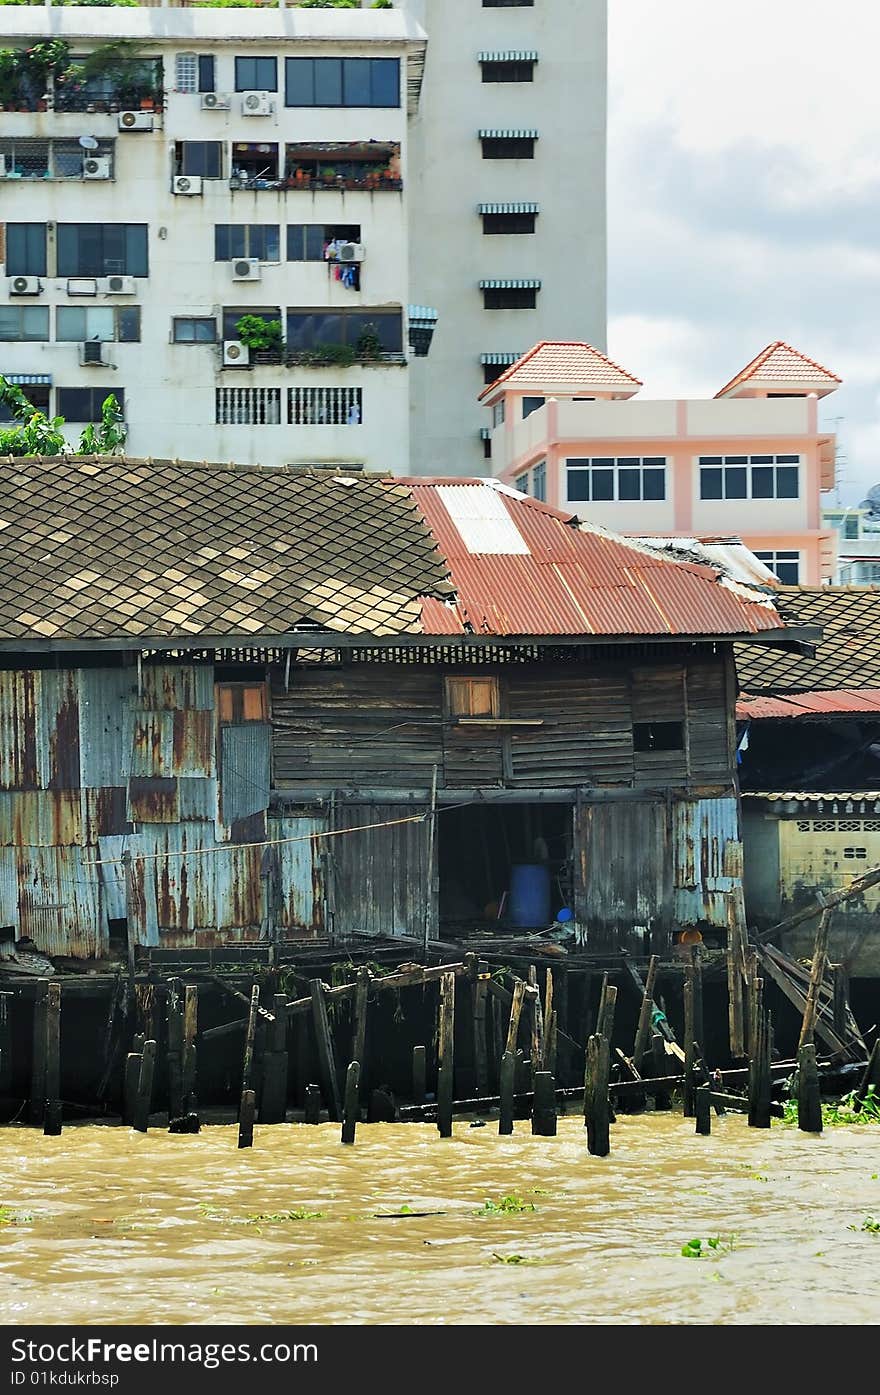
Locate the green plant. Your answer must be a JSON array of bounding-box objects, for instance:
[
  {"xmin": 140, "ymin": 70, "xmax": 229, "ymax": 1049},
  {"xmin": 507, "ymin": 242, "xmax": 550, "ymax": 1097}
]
[
  {"xmin": 680, "ymin": 1235, "xmax": 737, "ymax": 1259},
  {"xmin": 78, "ymin": 394, "xmax": 126, "ymax": 455},
  {"xmin": 0, "ymin": 377, "xmax": 67, "ymax": 457},
  {"xmin": 849, "ymin": 1216, "xmax": 880, "ymax": 1234},
  {"xmin": 781, "ymin": 1086, "xmax": 880, "ymax": 1127},
  {"xmin": 245, "ymin": 1208, "xmax": 324, "ymax": 1223},
  {"xmin": 234, "ymin": 315, "xmax": 284, "ymax": 353},
  {"xmin": 476, "ymin": 1195, "xmax": 536, "ymax": 1216},
  {"xmin": 355, "ymin": 322, "xmax": 383, "ymax": 360}
]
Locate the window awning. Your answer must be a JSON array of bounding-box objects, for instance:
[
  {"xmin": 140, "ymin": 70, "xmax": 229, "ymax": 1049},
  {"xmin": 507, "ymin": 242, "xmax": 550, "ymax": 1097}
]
[
  {"xmin": 479, "ymin": 427, "xmax": 492, "ymax": 440},
  {"xmin": 1, "ymin": 374, "xmax": 51, "ymax": 385},
  {"xmin": 480, "ymin": 352, "xmax": 522, "ymax": 366},
  {"xmin": 478, "ymin": 129, "xmax": 539, "ymax": 139},
  {"xmin": 478, "ymin": 51, "xmax": 539, "ymax": 62},
  {"xmin": 478, "ymin": 202, "xmax": 539, "ymax": 215},
  {"xmin": 408, "ymin": 304, "xmax": 438, "ymax": 325},
  {"xmin": 479, "ymin": 279, "xmax": 541, "ymax": 290}
]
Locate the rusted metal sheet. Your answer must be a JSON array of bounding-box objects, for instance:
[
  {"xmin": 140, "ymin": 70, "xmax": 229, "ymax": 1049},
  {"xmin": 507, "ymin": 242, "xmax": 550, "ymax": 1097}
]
[
  {"xmin": 270, "ymin": 814, "xmax": 326, "ymax": 939},
  {"xmin": 0, "ymin": 790, "xmax": 84, "ymax": 847},
  {"xmin": 128, "ymin": 777, "xmax": 179, "ymax": 824},
  {"xmin": 12, "ymin": 845, "xmax": 104, "ymax": 957},
  {"xmin": 737, "ymin": 689, "xmax": 880, "ymax": 720},
  {"xmin": 97, "ymin": 836, "xmax": 127, "ymax": 922},
  {"xmin": 84, "ymin": 787, "xmax": 131, "ymax": 839},
  {"xmin": 79, "ymin": 667, "xmax": 132, "ymax": 788},
  {"xmin": 138, "ymin": 663, "xmax": 213, "ymax": 712},
  {"xmin": 573, "ymin": 799, "xmax": 669, "ymax": 953},
  {"xmin": 128, "ymin": 826, "xmax": 264, "ymax": 944},
  {"xmin": 331, "ymin": 802, "xmax": 433, "ymax": 940},
  {"xmin": 219, "ymin": 724, "xmax": 270, "ymax": 829},
  {"xmin": 672, "ymin": 795, "xmax": 741, "ymax": 928},
  {"xmin": 0, "ymin": 671, "xmax": 39, "ymax": 790},
  {"xmin": 0, "ymin": 669, "xmax": 80, "ymax": 791},
  {"xmin": 214, "ymin": 842, "xmax": 264, "ymax": 935},
  {"xmin": 128, "ymin": 709, "xmax": 214, "ymax": 780},
  {"xmin": 178, "ymin": 778, "xmax": 215, "ymax": 823}
]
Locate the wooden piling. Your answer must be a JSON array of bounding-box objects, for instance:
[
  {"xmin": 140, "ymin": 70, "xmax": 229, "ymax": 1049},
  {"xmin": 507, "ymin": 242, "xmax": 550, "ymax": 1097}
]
[
  {"xmin": 132, "ymin": 1039, "xmax": 156, "ymax": 1133},
  {"xmin": 304, "ymin": 1083, "xmax": 321, "ymax": 1124},
  {"xmin": 309, "ymin": 978, "xmax": 342, "ymax": 1122},
  {"xmin": 726, "ymin": 893, "xmax": 745, "ymax": 1058},
  {"xmin": 437, "ymin": 969, "xmax": 455, "ymax": 1138},
  {"xmin": 585, "ymin": 1034, "xmax": 611, "ymax": 1157},
  {"xmin": 260, "ymin": 993, "xmax": 289, "ymax": 1124},
  {"xmin": 43, "ymin": 982, "xmax": 61, "ymax": 1136},
  {"xmin": 531, "ymin": 1070, "xmax": 557, "ymax": 1137},
  {"xmin": 0, "ymin": 993, "xmax": 11, "ymax": 1096},
  {"xmin": 238, "ymin": 1088, "xmax": 255, "ymax": 1148},
  {"xmin": 352, "ymin": 966, "xmax": 370, "ymax": 1101},
  {"xmin": 831, "ymin": 964, "xmax": 848, "ymax": 1041},
  {"xmin": 504, "ymin": 978, "xmax": 526, "ymax": 1056},
  {"xmin": 472, "ymin": 958, "xmax": 490, "ymax": 1096},
  {"xmin": 123, "ymin": 1051, "xmax": 142, "ymax": 1125},
  {"xmin": 412, "ymin": 1045, "xmax": 426, "ymax": 1105},
  {"xmin": 598, "ymin": 983, "xmax": 617, "ymax": 1045},
  {"xmin": 691, "ymin": 946, "xmax": 704, "ymax": 1058},
  {"xmin": 527, "ymin": 964, "xmax": 545, "ymax": 1076},
  {"xmin": 166, "ymin": 978, "xmax": 184, "ymax": 1120},
  {"xmin": 796, "ymin": 1042, "xmax": 822, "ymax": 1133},
  {"xmin": 748, "ymin": 1006, "xmax": 772, "ymax": 1130},
  {"xmin": 499, "ymin": 1050, "xmax": 516, "ymax": 1136},
  {"xmin": 241, "ymin": 983, "xmax": 260, "ymax": 1099},
  {"xmin": 632, "ymin": 955, "xmax": 659, "ymax": 1067},
  {"xmin": 695, "ymin": 1082, "xmax": 711, "ymax": 1136},
  {"xmin": 651, "ymin": 1032, "xmax": 672, "ymax": 1110},
  {"xmin": 683, "ymin": 972, "xmax": 695, "ymax": 1118},
  {"xmin": 182, "ymin": 984, "xmax": 198, "ymax": 1117},
  {"xmin": 28, "ymin": 978, "xmax": 49, "ymax": 1126},
  {"xmin": 798, "ymin": 907, "xmax": 833, "ymax": 1049},
  {"xmin": 341, "ymin": 1061, "xmax": 360, "ymax": 1145}
]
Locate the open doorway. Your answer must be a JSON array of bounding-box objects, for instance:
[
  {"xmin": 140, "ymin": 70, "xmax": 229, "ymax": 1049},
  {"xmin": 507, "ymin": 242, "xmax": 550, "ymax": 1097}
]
[{"xmin": 438, "ymin": 802, "xmax": 572, "ymax": 933}]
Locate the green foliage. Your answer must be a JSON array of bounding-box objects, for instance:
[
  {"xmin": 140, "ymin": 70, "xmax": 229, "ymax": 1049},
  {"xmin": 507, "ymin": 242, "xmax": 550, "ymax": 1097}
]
[
  {"xmin": 234, "ymin": 315, "xmax": 284, "ymax": 352},
  {"xmin": 245, "ymin": 1208, "xmax": 324, "ymax": 1223},
  {"xmin": 355, "ymin": 322, "xmax": 383, "ymax": 360},
  {"xmin": 680, "ymin": 1235, "xmax": 737, "ymax": 1259},
  {"xmin": 78, "ymin": 394, "xmax": 126, "ymax": 456},
  {"xmin": 781, "ymin": 1086, "xmax": 880, "ymax": 1126},
  {"xmin": 476, "ymin": 1195, "xmax": 536, "ymax": 1216},
  {"xmin": 0, "ymin": 377, "xmax": 67, "ymax": 457},
  {"xmin": 0, "ymin": 1, "xmax": 138, "ymax": 6},
  {"xmin": 0, "ymin": 1206, "xmax": 33, "ymax": 1225},
  {"xmin": 849, "ymin": 1216, "xmax": 880, "ymax": 1234},
  {"xmin": 292, "ymin": 342, "xmax": 357, "ymax": 367}
]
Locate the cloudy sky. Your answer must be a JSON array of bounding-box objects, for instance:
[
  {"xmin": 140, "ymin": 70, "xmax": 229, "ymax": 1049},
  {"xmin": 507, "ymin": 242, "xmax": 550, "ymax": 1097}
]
[{"xmin": 607, "ymin": 1, "xmax": 880, "ymax": 504}]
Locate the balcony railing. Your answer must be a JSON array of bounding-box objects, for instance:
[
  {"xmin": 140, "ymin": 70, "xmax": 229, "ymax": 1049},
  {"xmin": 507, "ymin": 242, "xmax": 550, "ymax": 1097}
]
[
  {"xmin": 224, "ymin": 348, "xmax": 407, "ymax": 369},
  {"xmin": 229, "ymin": 172, "xmax": 402, "ymax": 193}
]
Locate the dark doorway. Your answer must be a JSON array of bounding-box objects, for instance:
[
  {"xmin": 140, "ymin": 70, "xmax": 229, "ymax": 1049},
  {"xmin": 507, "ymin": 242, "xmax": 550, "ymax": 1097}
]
[{"xmin": 438, "ymin": 802, "xmax": 572, "ymax": 933}]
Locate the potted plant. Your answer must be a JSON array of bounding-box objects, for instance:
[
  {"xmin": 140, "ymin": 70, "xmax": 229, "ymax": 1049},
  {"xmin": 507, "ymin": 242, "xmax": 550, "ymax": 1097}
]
[
  {"xmin": 355, "ymin": 323, "xmax": 382, "ymax": 361},
  {"xmin": 235, "ymin": 314, "xmax": 284, "ymax": 362}
]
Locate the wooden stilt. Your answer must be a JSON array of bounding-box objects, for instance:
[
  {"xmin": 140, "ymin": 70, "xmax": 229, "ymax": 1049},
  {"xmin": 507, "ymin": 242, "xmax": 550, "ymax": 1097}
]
[
  {"xmin": 798, "ymin": 907, "xmax": 833, "ymax": 1049},
  {"xmin": 132, "ymin": 1039, "xmax": 156, "ymax": 1133},
  {"xmin": 726, "ymin": 894, "xmax": 745, "ymax": 1058},
  {"xmin": 505, "ymin": 978, "xmax": 526, "ymax": 1056},
  {"xmin": 472, "ymin": 958, "xmax": 489, "ymax": 1096},
  {"xmin": 309, "ymin": 978, "xmax": 341, "ymax": 1121},
  {"xmin": 43, "ymin": 982, "xmax": 61, "ymax": 1136},
  {"xmin": 632, "ymin": 955, "xmax": 659, "ymax": 1067},
  {"xmin": 598, "ymin": 983, "xmax": 617, "ymax": 1045},
  {"xmin": 341, "ymin": 1061, "xmax": 360, "ymax": 1145},
  {"xmin": 555, "ymin": 966, "xmax": 570, "ymax": 1085},
  {"xmin": 749, "ymin": 1004, "xmax": 772, "ymax": 1130},
  {"xmin": 691, "ymin": 947, "xmax": 704, "ymax": 1059},
  {"xmin": 683, "ymin": 971, "xmax": 695, "ymax": 1118},
  {"xmin": 0, "ymin": 993, "xmax": 12, "ymax": 1095},
  {"xmin": 304, "ymin": 1083, "xmax": 321, "ymax": 1124},
  {"xmin": 241, "ymin": 983, "xmax": 260, "ymax": 1100},
  {"xmin": 651, "ymin": 1032, "xmax": 672, "ymax": 1109},
  {"xmin": 352, "ymin": 966, "xmax": 370, "ymax": 1101},
  {"xmin": 585, "ymin": 1034, "xmax": 611, "ymax": 1157},
  {"xmin": 260, "ymin": 993, "xmax": 289, "ymax": 1124},
  {"xmin": 123, "ymin": 1051, "xmax": 142, "ymax": 1125},
  {"xmin": 831, "ymin": 965, "xmax": 848, "ymax": 1041},
  {"xmin": 499, "ymin": 1050, "xmax": 516, "ymax": 1136},
  {"xmin": 28, "ymin": 978, "xmax": 49, "ymax": 1126},
  {"xmin": 182, "ymin": 984, "xmax": 198, "ymax": 1118},
  {"xmin": 412, "ymin": 1045, "xmax": 426, "ymax": 1104},
  {"xmin": 796, "ymin": 1042, "xmax": 822, "ymax": 1133},
  {"xmin": 238, "ymin": 1088, "xmax": 255, "ymax": 1148},
  {"xmin": 695, "ymin": 1082, "xmax": 711, "ymax": 1136},
  {"xmin": 531, "ymin": 1070, "xmax": 557, "ymax": 1137},
  {"xmin": 527, "ymin": 964, "xmax": 545, "ymax": 1077},
  {"xmin": 437, "ymin": 969, "xmax": 455, "ymax": 1138},
  {"xmin": 166, "ymin": 978, "xmax": 184, "ymax": 1121}
]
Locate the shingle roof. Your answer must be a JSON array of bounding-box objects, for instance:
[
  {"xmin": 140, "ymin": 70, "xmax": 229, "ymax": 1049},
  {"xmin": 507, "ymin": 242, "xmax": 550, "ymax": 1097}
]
[
  {"xmin": 715, "ymin": 341, "xmax": 841, "ymax": 399},
  {"xmin": 0, "ymin": 460, "xmax": 792, "ymax": 647},
  {"xmin": 477, "ymin": 341, "xmax": 642, "ymax": 401},
  {"xmin": 0, "ymin": 457, "xmax": 453, "ymax": 643},
  {"xmin": 736, "ymin": 587, "xmax": 880, "ymax": 694}
]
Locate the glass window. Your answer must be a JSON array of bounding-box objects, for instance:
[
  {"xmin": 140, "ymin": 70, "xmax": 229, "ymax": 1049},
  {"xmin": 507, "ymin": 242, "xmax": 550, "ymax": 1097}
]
[
  {"xmin": 844, "ymin": 515, "xmax": 860, "ymax": 540},
  {"xmin": 6, "ymin": 224, "xmax": 47, "ymax": 276},
  {"xmin": 215, "ymin": 225, "xmax": 280, "ymax": 261},
  {"xmin": 591, "ymin": 469, "xmax": 614, "ymax": 501},
  {"xmin": 235, "ymin": 57, "xmax": 277, "ymax": 92},
  {"xmin": 57, "ymin": 224, "xmax": 148, "ymax": 277},
  {"xmin": 57, "ymin": 387, "xmax": 124, "ymax": 421},
  {"xmin": 177, "ymin": 141, "xmax": 223, "ymax": 179},
  {"xmin": 481, "ymin": 136, "xmax": 536, "ymax": 159},
  {"xmin": 532, "ymin": 460, "xmax": 546, "ymax": 502},
  {"xmin": 482, "ymin": 212, "xmax": 537, "ymax": 234},
  {"xmin": 776, "ymin": 465, "xmax": 799, "ymax": 498},
  {"xmin": 56, "ymin": 306, "xmax": 140, "ymax": 342},
  {"xmin": 480, "ymin": 59, "xmax": 536, "ymax": 83},
  {"xmin": 369, "ymin": 59, "xmax": 400, "ymax": 107},
  {"xmin": 285, "ymin": 57, "xmax": 400, "ymax": 108},
  {"xmin": 699, "ymin": 454, "xmax": 801, "ymax": 500},
  {"xmin": 0, "ymin": 305, "xmax": 49, "ymax": 341},
  {"xmin": 755, "ymin": 551, "xmax": 800, "ymax": 585},
  {"xmin": 175, "ymin": 53, "xmax": 198, "ymax": 94},
  {"xmin": 172, "ymin": 317, "xmax": 216, "ymax": 344},
  {"xmin": 492, "ymin": 400, "xmax": 505, "ymax": 428},
  {"xmin": 566, "ymin": 468, "xmax": 590, "ymax": 502},
  {"xmin": 285, "ymin": 307, "xmax": 402, "ymax": 354},
  {"xmin": 514, "ymin": 473, "xmax": 529, "ymax": 494},
  {"xmin": 482, "ymin": 287, "xmax": 537, "ymax": 309},
  {"xmin": 222, "ymin": 306, "xmax": 281, "ymax": 340},
  {"xmin": 643, "ymin": 468, "xmax": 666, "ymax": 501},
  {"xmin": 567, "ymin": 457, "xmax": 666, "ymax": 503},
  {"xmin": 343, "ymin": 58, "xmax": 372, "ymax": 107},
  {"xmin": 287, "ymin": 224, "xmax": 340, "ymax": 261},
  {"xmin": 315, "ymin": 59, "xmax": 343, "ymax": 105},
  {"xmin": 522, "ymin": 396, "xmax": 544, "ymax": 419},
  {"xmin": 198, "ymin": 56, "xmax": 215, "ymax": 93},
  {"xmin": 751, "ymin": 466, "xmax": 774, "ymax": 499}
]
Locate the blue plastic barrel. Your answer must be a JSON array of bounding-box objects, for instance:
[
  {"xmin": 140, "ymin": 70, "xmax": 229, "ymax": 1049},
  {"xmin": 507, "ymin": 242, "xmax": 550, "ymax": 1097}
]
[{"xmin": 508, "ymin": 864, "xmax": 551, "ymax": 928}]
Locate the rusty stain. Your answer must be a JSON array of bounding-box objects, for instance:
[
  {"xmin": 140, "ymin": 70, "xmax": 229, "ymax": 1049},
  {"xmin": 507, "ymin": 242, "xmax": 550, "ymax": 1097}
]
[
  {"xmin": 46, "ymin": 674, "xmax": 81, "ymax": 791},
  {"xmin": 128, "ymin": 777, "xmax": 179, "ymax": 823},
  {"xmin": 173, "ymin": 710, "xmax": 214, "ymax": 776}
]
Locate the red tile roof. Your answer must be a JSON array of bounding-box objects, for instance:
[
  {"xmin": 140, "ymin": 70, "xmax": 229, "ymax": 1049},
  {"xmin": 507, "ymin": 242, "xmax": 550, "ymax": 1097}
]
[
  {"xmin": 715, "ymin": 341, "xmax": 841, "ymax": 399},
  {"xmin": 477, "ymin": 341, "xmax": 642, "ymax": 400},
  {"xmin": 403, "ymin": 480, "xmax": 786, "ymax": 640}
]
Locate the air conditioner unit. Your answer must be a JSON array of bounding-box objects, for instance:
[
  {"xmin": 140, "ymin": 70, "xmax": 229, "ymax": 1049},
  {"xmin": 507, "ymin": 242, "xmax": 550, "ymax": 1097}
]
[
  {"xmin": 338, "ymin": 242, "xmax": 366, "ymax": 264},
  {"xmin": 67, "ymin": 277, "xmax": 98, "ymax": 297},
  {"xmin": 79, "ymin": 341, "xmax": 107, "ymax": 366},
  {"xmin": 82, "ymin": 155, "xmax": 111, "ymax": 181},
  {"xmin": 102, "ymin": 275, "xmax": 136, "ymax": 296},
  {"xmin": 200, "ymin": 92, "xmax": 231, "ymax": 111},
  {"xmin": 231, "ymin": 258, "xmax": 261, "ymax": 282},
  {"xmin": 118, "ymin": 111, "xmax": 154, "ymax": 132},
  {"xmin": 172, "ymin": 174, "xmax": 203, "ymax": 196},
  {"xmin": 223, "ymin": 340, "xmax": 249, "ymax": 367},
  {"xmin": 9, "ymin": 275, "xmax": 41, "ymax": 296},
  {"xmin": 241, "ymin": 91, "xmax": 272, "ymax": 116}
]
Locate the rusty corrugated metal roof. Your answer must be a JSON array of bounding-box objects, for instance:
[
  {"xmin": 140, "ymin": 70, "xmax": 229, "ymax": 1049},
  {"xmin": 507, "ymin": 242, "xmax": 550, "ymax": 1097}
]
[{"xmin": 737, "ymin": 688, "xmax": 880, "ymax": 720}]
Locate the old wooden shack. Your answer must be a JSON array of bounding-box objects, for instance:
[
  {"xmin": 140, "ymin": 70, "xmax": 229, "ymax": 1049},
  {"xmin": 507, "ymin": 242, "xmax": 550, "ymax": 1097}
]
[{"xmin": 0, "ymin": 458, "xmax": 806, "ymax": 965}]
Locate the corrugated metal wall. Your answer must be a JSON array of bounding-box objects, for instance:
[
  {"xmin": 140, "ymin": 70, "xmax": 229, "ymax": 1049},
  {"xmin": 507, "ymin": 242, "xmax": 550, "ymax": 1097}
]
[{"xmin": 330, "ymin": 802, "xmax": 434, "ymax": 941}]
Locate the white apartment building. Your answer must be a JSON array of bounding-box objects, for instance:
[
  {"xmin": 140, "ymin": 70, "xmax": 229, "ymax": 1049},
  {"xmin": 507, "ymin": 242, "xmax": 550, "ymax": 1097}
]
[
  {"xmin": 403, "ymin": 0, "xmax": 608, "ymax": 476},
  {"xmin": 0, "ymin": 7, "xmax": 427, "ymax": 472}
]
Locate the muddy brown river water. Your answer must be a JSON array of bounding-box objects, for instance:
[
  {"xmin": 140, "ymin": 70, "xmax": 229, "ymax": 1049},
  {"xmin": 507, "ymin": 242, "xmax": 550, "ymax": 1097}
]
[{"xmin": 1, "ymin": 1114, "xmax": 878, "ymax": 1325}]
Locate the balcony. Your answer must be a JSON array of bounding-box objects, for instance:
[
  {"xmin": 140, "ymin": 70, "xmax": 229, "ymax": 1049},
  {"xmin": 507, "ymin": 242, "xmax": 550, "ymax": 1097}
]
[
  {"xmin": 222, "ymin": 348, "xmax": 407, "ymax": 371},
  {"xmin": 283, "ymin": 142, "xmax": 402, "ymax": 193},
  {"xmin": 0, "ymin": 137, "xmax": 114, "ymax": 181}
]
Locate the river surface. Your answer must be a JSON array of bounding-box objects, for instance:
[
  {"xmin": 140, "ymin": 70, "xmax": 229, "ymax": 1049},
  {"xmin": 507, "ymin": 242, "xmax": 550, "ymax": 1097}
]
[{"xmin": 1, "ymin": 1113, "xmax": 878, "ymax": 1325}]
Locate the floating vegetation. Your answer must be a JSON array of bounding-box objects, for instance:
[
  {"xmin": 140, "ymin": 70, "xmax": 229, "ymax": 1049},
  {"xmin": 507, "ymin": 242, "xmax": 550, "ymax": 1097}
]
[
  {"xmin": 476, "ymin": 1195, "xmax": 536, "ymax": 1216},
  {"xmin": 848, "ymin": 1216, "xmax": 880, "ymax": 1234},
  {"xmin": 196, "ymin": 1202, "xmax": 323, "ymax": 1225},
  {"xmin": 0, "ymin": 1207, "xmax": 33, "ymax": 1226},
  {"xmin": 680, "ymin": 1235, "xmax": 737, "ymax": 1260},
  {"xmin": 781, "ymin": 1087, "xmax": 880, "ymax": 1127},
  {"xmin": 489, "ymin": 1252, "xmax": 543, "ymax": 1265}
]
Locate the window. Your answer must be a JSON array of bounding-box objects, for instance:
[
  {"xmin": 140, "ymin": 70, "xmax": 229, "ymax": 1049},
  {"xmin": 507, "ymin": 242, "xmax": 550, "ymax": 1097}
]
[
  {"xmin": 56, "ymin": 305, "xmax": 140, "ymax": 342},
  {"xmin": 0, "ymin": 306, "xmax": 49, "ymax": 342},
  {"xmin": 522, "ymin": 396, "xmax": 544, "ymax": 419},
  {"xmin": 215, "ymin": 387, "xmax": 281, "ymax": 425},
  {"xmin": 6, "ymin": 224, "xmax": 47, "ymax": 276},
  {"xmin": 699, "ymin": 455, "xmax": 800, "ymax": 501},
  {"xmin": 844, "ymin": 515, "xmax": 860, "ymax": 540},
  {"xmin": 480, "ymin": 59, "xmax": 537, "ymax": 83},
  {"xmin": 445, "ymin": 677, "xmax": 500, "ymax": 718},
  {"xmin": 492, "ymin": 400, "xmax": 505, "ymax": 428},
  {"xmin": 57, "ymin": 224, "xmax": 148, "ymax": 277},
  {"xmin": 566, "ymin": 457, "xmax": 667, "ymax": 503},
  {"xmin": 754, "ymin": 551, "xmax": 801, "ymax": 585},
  {"xmin": 235, "ymin": 57, "xmax": 277, "ymax": 92},
  {"xmin": 0, "ymin": 383, "xmax": 49, "ymax": 422},
  {"xmin": 482, "ymin": 211, "xmax": 537, "ymax": 234},
  {"xmin": 174, "ymin": 141, "xmax": 223, "ymax": 179},
  {"xmin": 222, "ymin": 306, "xmax": 281, "ymax": 341},
  {"xmin": 172, "ymin": 317, "xmax": 217, "ymax": 344},
  {"xmin": 217, "ymin": 683, "xmax": 269, "ymax": 723},
  {"xmin": 481, "ymin": 135, "xmax": 536, "ymax": 159},
  {"xmin": 215, "ymin": 225, "xmax": 280, "ymax": 262},
  {"xmin": 532, "ymin": 459, "xmax": 546, "ymax": 502},
  {"xmin": 514, "ymin": 473, "xmax": 529, "ymax": 494},
  {"xmin": 0, "ymin": 138, "xmax": 114, "ymax": 181},
  {"xmin": 285, "ymin": 57, "xmax": 400, "ymax": 108},
  {"xmin": 57, "ymin": 387, "xmax": 125, "ymax": 421},
  {"xmin": 198, "ymin": 56, "xmax": 215, "ymax": 93},
  {"xmin": 483, "ymin": 0, "xmax": 534, "ymax": 6},
  {"xmin": 175, "ymin": 53, "xmax": 198, "ymax": 93},
  {"xmin": 287, "ymin": 224, "xmax": 360, "ymax": 261},
  {"xmin": 286, "ymin": 308, "xmax": 403, "ymax": 356},
  {"xmin": 482, "ymin": 286, "xmax": 538, "ymax": 309},
  {"xmin": 633, "ymin": 722, "xmax": 684, "ymax": 753},
  {"xmin": 288, "ymin": 386, "xmax": 362, "ymax": 426},
  {"xmin": 482, "ymin": 435, "xmax": 492, "ymax": 461}
]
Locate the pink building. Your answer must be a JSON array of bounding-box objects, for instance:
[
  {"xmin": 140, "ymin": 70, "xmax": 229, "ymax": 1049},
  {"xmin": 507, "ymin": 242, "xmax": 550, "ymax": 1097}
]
[{"xmin": 481, "ymin": 340, "xmax": 840, "ymax": 584}]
